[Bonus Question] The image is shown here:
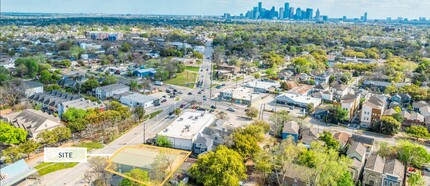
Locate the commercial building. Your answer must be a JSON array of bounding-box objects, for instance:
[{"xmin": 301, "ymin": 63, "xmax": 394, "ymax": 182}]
[
  {"xmin": 275, "ymin": 93, "xmax": 321, "ymax": 109},
  {"xmin": 95, "ymin": 84, "xmax": 130, "ymax": 100},
  {"xmin": 360, "ymin": 95, "xmax": 386, "ymax": 128},
  {"xmin": 0, "ymin": 159, "xmax": 37, "ymax": 186},
  {"xmin": 119, "ymin": 92, "xmax": 158, "ymax": 108},
  {"xmin": 157, "ymin": 111, "xmax": 215, "ymax": 151},
  {"xmin": 244, "ymin": 80, "xmax": 279, "ymax": 93},
  {"xmin": 133, "ymin": 68, "xmax": 156, "ymax": 78},
  {"xmin": 218, "ymin": 87, "xmax": 261, "ymax": 105}
]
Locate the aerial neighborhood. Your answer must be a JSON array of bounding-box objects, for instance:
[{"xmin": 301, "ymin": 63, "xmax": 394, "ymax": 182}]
[{"xmin": 1, "ymin": 4, "xmax": 430, "ymax": 186}]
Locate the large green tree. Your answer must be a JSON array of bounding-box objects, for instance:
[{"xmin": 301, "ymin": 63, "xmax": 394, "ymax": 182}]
[
  {"xmin": 397, "ymin": 140, "xmax": 430, "ymax": 186},
  {"xmin": 155, "ymin": 136, "xmax": 172, "ymax": 148},
  {"xmin": 379, "ymin": 116, "xmax": 401, "ymax": 135},
  {"xmin": 0, "ymin": 121, "xmax": 27, "ymax": 144},
  {"xmin": 189, "ymin": 145, "xmax": 247, "ymax": 186},
  {"xmin": 318, "ymin": 131, "xmax": 340, "ymax": 150},
  {"xmin": 120, "ymin": 168, "xmax": 150, "ymax": 186},
  {"xmin": 405, "ymin": 126, "xmax": 429, "ymax": 140}
]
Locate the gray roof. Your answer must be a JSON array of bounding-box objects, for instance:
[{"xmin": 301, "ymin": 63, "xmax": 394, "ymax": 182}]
[
  {"xmin": 29, "ymin": 90, "xmax": 81, "ymax": 107},
  {"xmin": 365, "ymin": 154, "xmax": 385, "ymax": 173},
  {"xmin": 413, "ymin": 101, "xmax": 428, "ymax": 109},
  {"xmin": 283, "ymin": 121, "xmax": 299, "ymax": 134},
  {"xmin": 301, "ymin": 127, "xmax": 320, "ymax": 145},
  {"xmin": 3, "ymin": 109, "xmax": 61, "ymax": 135},
  {"xmin": 194, "ymin": 136, "xmax": 214, "ymax": 149},
  {"xmin": 314, "ymin": 82, "xmax": 329, "ymax": 90},
  {"xmin": 120, "ymin": 92, "xmax": 157, "ymax": 103},
  {"xmin": 383, "ymin": 159, "xmax": 405, "ymax": 180},
  {"xmin": 96, "ymin": 84, "xmax": 129, "ymax": 92},
  {"xmin": 351, "ymin": 134, "xmax": 375, "ymax": 146},
  {"xmin": 347, "ymin": 141, "xmax": 366, "ymax": 161},
  {"xmin": 23, "ymin": 81, "xmax": 43, "ymax": 89},
  {"xmin": 341, "ymin": 94, "xmax": 359, "ymax": 103}
]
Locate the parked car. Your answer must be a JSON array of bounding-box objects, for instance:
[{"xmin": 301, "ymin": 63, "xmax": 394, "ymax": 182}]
[
  {"xmin": 161, "ymin": 99, "xmax": 167, "ymax": 103},
  {"xmin": 211, "ymin": 105, "xmax": 216, "ymax": 109},
  {"xmin": 180, "ymin": 104, "xmax": 186, "ymax": 108},
  {"xmin": 198, "ymin": 91, "xmax": 202, "ymax": 94},
  {"xmin": 227, "ymin": 108, "xmax": 235, "ymax": 112},
  {"xmin": 162, "ymin": 95, "xmax": 167, "ymax": 98},
  {"xmin": 188, "ymin": 92, "xmax": 192, "ymax": 95},
  {"xmin": 166, "ymin": 89, "xmax": 171, "ymax": 93},
  {"xmin": 215, "ymin": 85, "xmax": 222, "ymax": 89}
]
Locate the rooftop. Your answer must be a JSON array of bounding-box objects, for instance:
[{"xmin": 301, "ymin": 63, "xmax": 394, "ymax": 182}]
[
  {"xmin": 96, "ymin": 84, "xmax": 129, "ymax": 92},
  {"xmin": 61, "ymin": 98, "xmax": 104, "ymax": 110},
  {"xmin": 244, "ymin": 80, "xmax": 279, "ymax": 90},
  {"xmin": 158, "ymin": 111, "xmax": 215, "ymax": 140},
  {"xmin": 287, "ymin": 84, "xmax": 313, "ymax": 95},
  {"xmin": 120, "ymin": 92, "xmax": 157, "ymax": 103},
  {"xmin": 222, "ymin": 87, "xmax": 261, "ymax": 101},
  {"xmin": 365, "ymin": 154, "xmax": 385, "ymax": 173},
  {"xmin": 283, "ymin": 121, "xmax": 299, "ymax": 134}
]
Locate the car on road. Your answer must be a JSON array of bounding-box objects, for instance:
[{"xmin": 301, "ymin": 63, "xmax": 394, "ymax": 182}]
[
  {"xmin": 161, "ymin": 99, "xmax": 167, "ymax": 103},
  {"xmin": 211, "ymin": 105, "xmax": 216, "ymax": 109},
  {"xmin": 198, "ymin": 91, "xmax": 202, "ymax": 94},
  {"xmin": 166, "ymin": 89, "xmax": 171, "ymax": 93},
  {"xmin": 200, "ymin": 69, "xmax": 203, "ymax": 72},
  {"xmin": 215, "ymin": 85, "xmax": 222, "ymax": 89},
  {"xmin": 227, "ymin": 108, "xmax": 235, "ymax": 112},
  {"xmin": 177, "ymin": 91, "xmax": 183, "ymax": 94},
  {"xmin": 206, "ymin": 69, "xmax": 209, "ymax": 71},
  {"xmin": 162, "ymin": 95, "xmax": 166, "ymax": 98},
  {"xmin": 169, "ymin": 95, "xmax": 175, "ymax": 98},
  {"xmin": 188, "ymin": 92, "xmax": 192, "ymax": 95},
  {"xmin": 180, "ymin": 104, "xmax": 186, "ymax": 108},
  {"xmin": 203, "ymin": 97, "xmax": 207, "ymax": 101},
  {"xmin": 221, "ymin": 83, "xmax": 226, "ymax": 86}
]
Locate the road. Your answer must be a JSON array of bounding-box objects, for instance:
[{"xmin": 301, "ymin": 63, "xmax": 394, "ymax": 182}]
[{"xmin": 38, "ymin": 102, "xmax": 186, "ymax": 186}]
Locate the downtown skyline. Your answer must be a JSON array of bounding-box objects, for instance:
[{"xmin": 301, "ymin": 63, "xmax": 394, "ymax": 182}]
[{"xmin": 2, "ymin": 0, "xmax": 430, "ymax": 20}]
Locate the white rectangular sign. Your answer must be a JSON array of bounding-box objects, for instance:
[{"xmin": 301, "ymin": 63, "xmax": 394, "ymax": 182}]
[{"xmin": 44, "ymin": 147, "xmax": 87, "ymax": 162}]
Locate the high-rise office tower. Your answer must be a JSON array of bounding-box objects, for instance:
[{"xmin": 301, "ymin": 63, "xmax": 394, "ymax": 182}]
[
  {"xmin": 295, "ymin": 8, "xmax": 301, "ymax": 19},
  {"xmin": 258, "ymin": 2, "xmax": 262, "ymax": 18},
  {"xmin": 301, "ymin": 10, "xmax": 306, "ymax": 20},
  {"xmin": 270, "ymin": 6, "xmax": 275, "ymax": 19},
  {"xmin": 315, "ymin": 9, "xmax": 320, "ymax": 19},
  {"xmin": 284, "ymin": 2, "xmax": 290, "ymax": 19},
  {"xmin": 306, "ymin": 8, "xmax": 313, "ymax": 20},
  {"xmin": 279, "ymin": 7, "xmax": 284, "ymax": 19},
  {"xmin": 289, "ymin": 7, "xmax": 295, "ymax": 19},
  {"xmin": 253, "ymin": 7, "xmax": 258, "ymax": 19},
  {"xmin": 364, "ymin": 12, "xmax": 368, "ymax": 22}
]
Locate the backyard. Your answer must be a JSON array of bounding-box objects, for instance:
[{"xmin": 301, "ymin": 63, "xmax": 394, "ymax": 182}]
[{"xmin": 165, "ymin": 71, "xmax": 198, "ymax": 88}]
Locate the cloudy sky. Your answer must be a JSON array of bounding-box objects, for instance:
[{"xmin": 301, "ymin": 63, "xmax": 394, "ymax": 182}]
[{"xmin": 2, "ymin": 0, "xmax": 430, "ymax": 19}]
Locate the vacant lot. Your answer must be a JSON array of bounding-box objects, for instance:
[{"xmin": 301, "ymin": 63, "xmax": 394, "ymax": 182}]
[
  {"xmin": 185, "ymin": 66, "xmax": 200, "ymax": 72},
  {"xmin": 165, "ymin": 71, "xmax": 198, "ymax": 88}
]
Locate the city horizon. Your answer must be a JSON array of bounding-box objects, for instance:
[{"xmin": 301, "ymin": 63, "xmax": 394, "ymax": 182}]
[{"xmin": 2, "ymin": 0, "xmax": 430, "ymax": 20}]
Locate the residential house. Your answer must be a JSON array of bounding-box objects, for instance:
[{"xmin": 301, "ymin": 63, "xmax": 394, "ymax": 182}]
[
  {"xmin": 22, "ymin": 81, "xmax": 43, "ymax": 98},
  {"xmin": 314, "ymin": 72, "xmax": 330, "ymax": 85},
  {"xmin": 349, "ymin": 134, "xmax": 375, "ymax": 157},
  {"xmin": 119, "ymin": 92, "xmax": 158, "ymax": 108},
  {"xmin": 360, "ymin": 95, "xmax": 386, "ymax": 128},
  {"xmin": 340, "ymin": 94, "xmax": 360, "ymax": 122},
  {"xmin": 283, "ymin": 164, "xmax": 315, "ymax": 186},
  {"xmin": 400, "ymin": 111, "xmax": 424, "ymax": 127},
  {"xmin": 346, "ymin": 142, "xmax": 367, "ymax": 183},
  {"xmin": 29, "ymin": 90, "xmax": 81, "ymax": 114},
  {"xmin": 95, "ymin": 84, "xmax": 130, "ymax": 100},
  {"xmin": 333, "ymin": 84, "xmax": 350, "ymax": 99},
  {"xmin": 362, "ymin": 154, "xmax": 385, "ymax": 186},
  {"xmin": 133, "ymin": 68, "xmax": 157, "ymax": 78},
  {"xmin": 300, "ymin": 127, "xmax": 320, "ymax": 147},
  {"xmin": 362, "ymin": 80, "xmax": 410, "ymax": 92},
  {"xmin": 0, "ymin": 159, "xmax": 37, "ymax": 186},
  {"xmin": 282, "ymin": 121, "xmax": 300, "ymax": 141},
  {"xmin": 1, "ymin": 109, "xmax": 62, "ymax": 139},
  {"xmin": 412, "ymin": 101, "xmax": 428, "ymax": 112},
  {"xmin": 382, "ymin": 159, "xmax": 405, "ymax": 186},
  {"xmin": 193, "ymin": 119, "xmax": 230, "ymax": 154},
  {"xmin": 313, "ymin": 82, "xmax": 329, "ymax": 91},
  {"xmin": 217, "ymin": 64, "xmax": 239, "ymax": 74},
  {"xmin": 425, "ymin": 116, "xmax": 430, "ymax": 131},
  {"xmin": 287, "ymin": 84, "xmax": 314, "ymax": 96},
  {"xmin": 390, "ymin": 93, "xmax": 411, "ymax": 108},
  {"xmin": 333, "ymin": 132, "xmax": 351, "ymax": 148},
  {"xmin": 419, "ymin": 106, "xmax": 430, "ymax": 117}
]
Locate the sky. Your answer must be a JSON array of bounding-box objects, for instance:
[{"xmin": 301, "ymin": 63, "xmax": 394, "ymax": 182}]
[{"xmin": 2, "ymin": 0, "xmax": 430, "ymax": 19}]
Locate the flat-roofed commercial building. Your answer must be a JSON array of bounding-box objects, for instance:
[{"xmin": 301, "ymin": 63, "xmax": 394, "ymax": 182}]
[
  {"xmin": 219, "ymin": 87, "xmax": 261, "ymax": 105},
  {"xmin": 275, "ymin": 93, "xmax": 321, "ymax": 108},
  {"xmin": 157, "ymin": 111, "xmax": 215, "ymax": 150}
]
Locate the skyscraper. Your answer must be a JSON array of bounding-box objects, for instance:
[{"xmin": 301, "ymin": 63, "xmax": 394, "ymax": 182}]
[
  {"xmin": 364, "ymin": 12, "xmax": 368, "ymax": 22},
  {"xmin": 279, "ymin": 7, "xmax": 284, "ymax": 19},
  {"xmin": 289, "ymin": 7, "xmax": 295, "ymax": 19},
  {"xmin": 270, "ymin": 6, "xmax": 275, "ymax": 19},
  {"xmin": 315, "ymin": 9, "xmax": 320, "ymax": 19},
  {"xmin": 295, "ymin": 8, "xmax": 301, "ymax": 19},
  {"xmin": 284, "ymin": 2, "xmax": 290, "ymax": 19},
  {"xmin": 258, "ymin": 2, "xmax": 262, "ymax": 18},
  {"xmin": 253, "ymin": 7, "xmax": 258, "ymax": 19},
  {"xmin": 306, "ymin": 8, "xmax": 313, "ymax": 20}
]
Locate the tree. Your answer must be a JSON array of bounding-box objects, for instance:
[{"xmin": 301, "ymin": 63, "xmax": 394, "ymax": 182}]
[
  {"xmin": 155, "ymin": 136, "xmax": 172, "ymax": 148},
  {"xmin": 189, "ymin": 145, "xmax": 247, "ymax": 186},
  {"xmin": 228, "ymin": 120, "xmax": 269, "ymax": 159},
  {"xmin": 2, "ymin": 145, "xmax": 23, "ymax": 163},
  {"xmin": 150, "ymin": 152, "xmax": 172, "ymax": 182},
  {"xmin": 19, "ymin": 139, "xmax": 41, "ymax": 159},
  {"xmin": 269, "ymin": 110, "xmax": 291, "ymax": 137},
  {"xmin": 328, "ymin": 106, "xmax": 348, "ymax": 124},
  {"xmin": 405, "ymin": 126, "xmax": 430, "ymax": 140},
  {"xmin": 82, "ymin": 79, "xmax": 99, "ymax": 92},
  {"xmin": 14, "ymin": 57, "xmax": 39, "ymax": 78},
  {"xmin": 306, "ymin": 103, "xmax": 315, "ymax": 114},
  {"xmin": 102, "ymin": 75, "xmax": 118, "ymax": 86},
  {"xmin": 133, "ymin": 106, "xmax": 145, "ymax": 122},
  {"xmin": 129, "ymin": 80, "xmax": 140, "ymax": 91},
  {"xmin": 121, "ymin": 168, "xmax": 150, "ymax": 186},
  {"xmin": 0, "ymin": 66, "xmax": 11, "ymax": 86},
  {"xmin": 337, "ymin": 172, "xmax": 354, "ymax": 186},
  {"xmin": 87, "ymin": 157, "xmax": 114, "ymax": 186},
  {"xmin": 68, "ymin": 118, "xmax": 89, "ymax": 133},
  {"xmin": 39, "ymin": 70, "xmax": 52, "ymax": 84},
  {"xmin": 379, "ymin": 116, "xmax": 401, "ymax": 135},
  {"xmin": 62, "ymin": 107, "xmax": 88, "ymax": 122},
  {"xmin": 174, "ymin": 108, "xmax": 181, "ymax": 116},
  {"xmin": 318, "ymin": 131, "xmax": 340, "ymax": 150},
  {"xmin": 0, "ymin": 121, "xmax": 27, "ymax": 144},
  {"xmin": 37, "ymin": 130, "xmax": 59, "ymax": 146},
  {"xmin": 397, "ymin": 140, "xmax": 430, "ymax": 186},
  {"xmin": 407, "ymin": 171, "xmax": 425, "ymax": 186},
  {"xmin": 70, "ymin": 46, "xmax": 85, "ymax": 59},
  {"xmin": 253, "ymin": 72, "xmax": 260, "ymax": 79},
  {"xmin": 245, "ymin": 107, "xmax": 258, "ymax": 119}
]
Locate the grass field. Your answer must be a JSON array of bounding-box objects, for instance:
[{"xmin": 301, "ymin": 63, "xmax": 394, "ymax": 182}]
[
  {"xmin": 149, "ymin": 110, "xmax": 163, "ymax": 119},
  {"xmin": 35, "ymin": 162, "xmax": 79, "ymax": 176},
  {"xmin": 185, "ymin": 66, "xmax": 200, "ymax": 72},
  {"xmin": 165, "ymin": 71, "xmax": 198, "ymax": 88},
  {"xmin": 73, "ymin": 141, "xmax": 104, "ymax": 151}
]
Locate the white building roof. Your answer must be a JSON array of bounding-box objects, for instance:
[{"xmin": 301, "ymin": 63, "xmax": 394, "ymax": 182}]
[
  {"xmin": 158, "ymin": 111, "xmax": 215, "ymax": 140},
  {"xmin": 244, "ymin": 80, "xmax": 279, "ymax": 91},
  {"xmin": 222, "ymin": 87, "xmax": 261, "ymax": 101},
  {"xmin": 121, "ymin": 93, "xmax": 157, "ymax": 103},
  {"xmin": 62, "ymin": 98, "xmax": 104, "ymax": 110},
  {"xmin": 276, "ymin": 93, "xmax": 321, "ymax": 107}
]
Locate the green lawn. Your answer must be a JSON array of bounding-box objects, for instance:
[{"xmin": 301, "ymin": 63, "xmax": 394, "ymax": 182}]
[
  {"xmin": 165, "ymin": 71, "xmax": 198, "ymax": 88},
  {"xmin": 149, "ymin": 110, "xmax": 163, "ymax": 119},
  {"xmin": 73, "ymin": 141, "xmax": 104, "ymax": 151},
  {"xmin": 185, "ymin": 66, "xmax": 200, "ymax": 72},
  {"xmin": 211, "ymin": 83, "xmax": 219, "ymax": 88},
  {"xmin": 35, "ymin": 162, "xmax": 79, "ymax": 176}
]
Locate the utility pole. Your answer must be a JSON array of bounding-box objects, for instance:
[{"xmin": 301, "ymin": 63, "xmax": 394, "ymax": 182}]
[{"xmin": 143, "ymin": 122, "xmax": 146, "ymax": 144}]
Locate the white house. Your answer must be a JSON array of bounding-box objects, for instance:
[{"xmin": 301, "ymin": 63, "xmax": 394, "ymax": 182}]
[
  {"xmin": 120, "ymin": 93, "xmax": 158, "ymax": 108},
  {"xmin": 95, "ymin": 84, "xmax": 130, "ymax": 100},
  {"xmin": 157, "ymin": 111, "xmax": 215, "ymax": 150}
]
